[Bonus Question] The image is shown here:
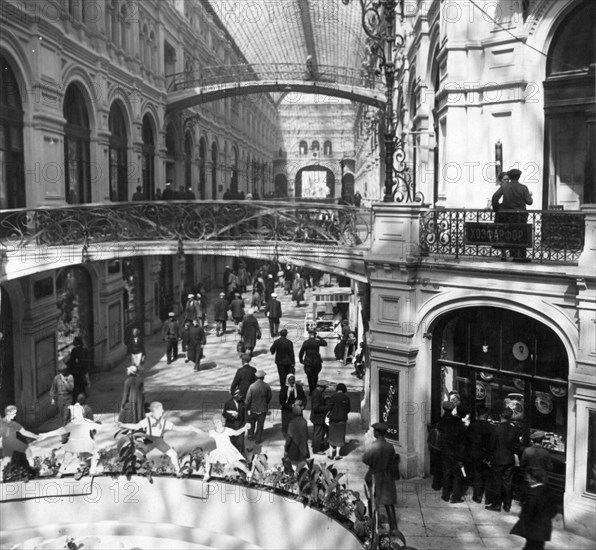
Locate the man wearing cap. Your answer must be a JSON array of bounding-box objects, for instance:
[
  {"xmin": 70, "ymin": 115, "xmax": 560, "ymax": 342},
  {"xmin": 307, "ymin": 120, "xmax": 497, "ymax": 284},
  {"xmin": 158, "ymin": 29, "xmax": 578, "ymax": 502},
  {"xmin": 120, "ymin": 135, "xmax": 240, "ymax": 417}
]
[
  {"xmin": 162, "ymin": 312, "xmax": 180, "ymax": 364},
  {"xmin": 213, "ymin": 292, "xmax": 230, "ymax": 337},
  {"xmin": 264, "ymin": 292, "xmax": 282, "ymax": 338},
  {"xmin": 363, "ymin": 422, "xmax": 399, "ymax": 530},
  {"xmin": 491, "ymin": 168, "xmax": 533, "ymax": 261},
  {"xmin": 230, "ymin": 354, "xmax": 257, "ymax": 400},
  {"xmin": 310, "ymin": 379, "xmax": 330, "ymax": 454},
  {"xmin": 521, "ymin": 431, "xmax": 553, "ymax": 485},
  {"xmin": 241, "ymin": 307, "xmax": 261, "ymax": 357},
  {"xmin": 49, "ymin": 361, "xmax": 75, "ymax": 425},
  {"xmin": 467, "ymin": 405, "xmax": 495, "ymax": 504},
  {"xmin": 270, "ymin": 329, "xmax": 295, "ymax": 386},
  {"xmin": 264, "ymin": 273, "xmax": 275, "ymax": 303},
  {"xmin": 245, "ymin": 370, "xmax": 272, "ymax": 444},
  {"xmin": 223, "ymin": 389, "xmax": 246, "ymax": 453},
  {"xmin": 162, "ymin": 180, "xmax": 177, "ymax": 200},
  {"xmin": 437, "ymin": 400, "xmax": 467, "ymax": 504},
  {"xmin": 279, "ymin": 374, "xmax": 306, "ymax": 438},
  {"xmin": 183, "ymin": 294, "xmax": 202, "ymax": 326},
  {"xmin": 299, "ymin": 330, "xmax": 328, "ymax": 394},
  {"xmin": 187, "ymin": 319, "xmax": 207, "ymax": 372}
]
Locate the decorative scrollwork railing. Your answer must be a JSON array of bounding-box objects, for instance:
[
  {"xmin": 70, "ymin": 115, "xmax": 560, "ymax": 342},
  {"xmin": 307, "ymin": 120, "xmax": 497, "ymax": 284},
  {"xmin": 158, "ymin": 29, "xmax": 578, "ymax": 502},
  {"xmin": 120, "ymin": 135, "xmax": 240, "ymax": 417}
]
[
  {"xmin": 419, "ymin": 209, "xmax": 585, "ymax": 263},
  {"xmin": 166, "ymin": 63, "xmax": 384, "ymax": 93},
  {"xmin": 0, "ymin": 201, "xmax": 371, "ymax": 252}
]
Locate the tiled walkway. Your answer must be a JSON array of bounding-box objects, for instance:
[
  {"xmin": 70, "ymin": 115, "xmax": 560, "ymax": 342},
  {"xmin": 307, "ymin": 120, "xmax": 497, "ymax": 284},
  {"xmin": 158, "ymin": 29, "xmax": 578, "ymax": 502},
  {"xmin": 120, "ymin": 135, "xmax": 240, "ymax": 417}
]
[{"xmin": 30, "ymin": 284, "xmax": 595, "ymax": 549}]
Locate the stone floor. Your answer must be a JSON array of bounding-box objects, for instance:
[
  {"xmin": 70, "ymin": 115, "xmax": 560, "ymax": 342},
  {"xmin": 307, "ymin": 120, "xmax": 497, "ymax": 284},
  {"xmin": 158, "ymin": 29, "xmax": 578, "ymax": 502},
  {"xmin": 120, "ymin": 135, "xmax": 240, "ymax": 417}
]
[{"xmin": 29, "ymin": 283, "xmax": 596, "ymax": 550}]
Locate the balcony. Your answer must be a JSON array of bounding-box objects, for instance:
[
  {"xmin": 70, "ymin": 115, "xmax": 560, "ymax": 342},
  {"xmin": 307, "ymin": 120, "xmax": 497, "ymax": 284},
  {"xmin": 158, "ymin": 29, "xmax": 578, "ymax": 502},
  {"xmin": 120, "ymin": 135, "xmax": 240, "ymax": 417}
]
[{"xmin": 419, "ymin": 209, "xmax": 586, "ymax": 264}]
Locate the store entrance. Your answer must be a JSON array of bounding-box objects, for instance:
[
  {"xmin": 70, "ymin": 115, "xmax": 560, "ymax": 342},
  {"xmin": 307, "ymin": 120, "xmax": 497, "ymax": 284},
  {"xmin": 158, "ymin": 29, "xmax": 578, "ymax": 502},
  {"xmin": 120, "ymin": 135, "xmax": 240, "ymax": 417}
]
[{"xmin": 430, "ymin": 307, "xmax": 568, "ymax": 505}]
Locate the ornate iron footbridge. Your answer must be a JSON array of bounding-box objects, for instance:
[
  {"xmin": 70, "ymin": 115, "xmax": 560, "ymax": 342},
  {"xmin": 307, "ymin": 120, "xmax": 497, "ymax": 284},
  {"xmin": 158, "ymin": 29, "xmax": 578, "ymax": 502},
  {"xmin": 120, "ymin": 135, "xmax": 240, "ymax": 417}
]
[
  {"xmin": 0, "ymin": 201, "xmax": 371, "ymax": 281},
  {"xmin": 166, "ymin": 63, "xmax": 385, "ymax": 111}
]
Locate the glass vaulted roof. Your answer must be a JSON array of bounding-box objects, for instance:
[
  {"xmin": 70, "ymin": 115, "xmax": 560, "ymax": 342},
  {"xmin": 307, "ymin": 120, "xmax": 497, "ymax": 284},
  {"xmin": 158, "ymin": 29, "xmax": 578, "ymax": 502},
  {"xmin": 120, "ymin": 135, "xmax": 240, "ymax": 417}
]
[{"xmin": 207, "ymin": 0, "xmax": 368, "ymax": 74}]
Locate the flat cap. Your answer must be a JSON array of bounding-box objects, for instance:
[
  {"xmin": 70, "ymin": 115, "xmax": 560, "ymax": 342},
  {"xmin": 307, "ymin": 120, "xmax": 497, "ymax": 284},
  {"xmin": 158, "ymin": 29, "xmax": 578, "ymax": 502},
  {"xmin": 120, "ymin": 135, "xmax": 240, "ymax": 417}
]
[
  {"xmin": 316, "ymin": 379, "xmax": 330, "ymax": 387},
  {"xmin": 372, "ymin": 422, "xmax": 388, "ymax": 432},
  {"xmin": 255, "ymin": 370, "xmax": 266, "ymax": 378},
  {"xmin": 530, "ymin": 430, "xmax": 546, "ymax": 440},
  {"xmin": 240, "ymin": 353, "xmax": 252, "ymax": 363},
  {"xmin": 168, "ymin": 312, "xmax": 176, "ymax": 317},
  {"xmin": 442, "ymin": 400, "xmax": 456, "ymax": 411}
]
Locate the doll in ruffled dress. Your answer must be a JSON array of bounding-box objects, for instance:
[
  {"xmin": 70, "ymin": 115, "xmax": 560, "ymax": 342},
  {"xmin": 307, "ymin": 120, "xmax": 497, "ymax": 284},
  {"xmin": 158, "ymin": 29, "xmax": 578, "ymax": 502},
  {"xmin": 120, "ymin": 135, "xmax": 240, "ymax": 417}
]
[{"xmin": 203, "ymin": 413, "xmax": 250, "ymax": 481}]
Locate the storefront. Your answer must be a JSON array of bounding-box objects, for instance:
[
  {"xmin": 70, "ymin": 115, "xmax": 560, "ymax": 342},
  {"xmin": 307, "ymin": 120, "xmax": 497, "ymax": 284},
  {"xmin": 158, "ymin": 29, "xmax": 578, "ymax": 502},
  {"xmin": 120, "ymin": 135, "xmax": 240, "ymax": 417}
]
[{"xmin": 431, "ymin": 307, "xmax": 569, "ymax": 501}]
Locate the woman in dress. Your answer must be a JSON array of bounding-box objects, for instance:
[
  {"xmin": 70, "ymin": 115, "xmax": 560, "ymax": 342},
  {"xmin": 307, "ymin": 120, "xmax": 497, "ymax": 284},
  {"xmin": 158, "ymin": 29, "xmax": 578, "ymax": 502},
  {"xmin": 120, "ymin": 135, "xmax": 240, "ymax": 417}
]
[
  {"xmin": 203, "ymin": 413, "xmax": 251, "ymax": 481},
  {"xmin": 118, "ymin": 365, "xmax": 145, "ymax": 423},
  {"xmin": 327, "ymin": 383, "xmax": 351, "ymax": 460}
]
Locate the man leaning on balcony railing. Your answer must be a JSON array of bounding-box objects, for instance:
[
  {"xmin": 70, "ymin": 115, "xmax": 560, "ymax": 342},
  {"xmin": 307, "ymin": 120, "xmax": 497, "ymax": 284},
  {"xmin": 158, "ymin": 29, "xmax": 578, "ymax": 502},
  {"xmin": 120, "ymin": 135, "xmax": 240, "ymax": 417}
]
[{"xmin": 491, "ymin": 169, "xmax": 533, "ymax": 262}]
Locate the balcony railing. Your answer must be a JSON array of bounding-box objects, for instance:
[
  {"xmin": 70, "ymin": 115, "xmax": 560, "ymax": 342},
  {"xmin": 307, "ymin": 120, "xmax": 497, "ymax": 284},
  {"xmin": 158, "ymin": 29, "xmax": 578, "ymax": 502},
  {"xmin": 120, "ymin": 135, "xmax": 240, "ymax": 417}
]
[
  {"xmin": 0, "ymin": 201, "xmax": 370, "ymax": 251},
  {"xmin": 419, "ymin": 209, "xmax": 585, "ymax": 263}
]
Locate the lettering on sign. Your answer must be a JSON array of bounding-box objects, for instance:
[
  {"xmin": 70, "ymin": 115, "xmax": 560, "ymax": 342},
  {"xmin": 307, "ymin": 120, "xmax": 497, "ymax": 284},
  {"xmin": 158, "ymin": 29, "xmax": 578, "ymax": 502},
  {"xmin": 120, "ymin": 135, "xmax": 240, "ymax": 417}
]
[
  {"xmin": 464, "ymin": 222, "xmax": 532, "ymax": 247},
  {"xmin": 378, "ymin": 369, "xmax": 399, "ymax": 441}
]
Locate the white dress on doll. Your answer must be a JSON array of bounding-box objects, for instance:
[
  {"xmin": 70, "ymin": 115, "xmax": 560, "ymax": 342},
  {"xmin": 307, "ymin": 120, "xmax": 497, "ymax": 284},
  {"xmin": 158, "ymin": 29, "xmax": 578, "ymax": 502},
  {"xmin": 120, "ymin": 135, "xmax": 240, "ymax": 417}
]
[{"xmin": 207, "ymin": 428, "xmax": 244, "ymax": 464}]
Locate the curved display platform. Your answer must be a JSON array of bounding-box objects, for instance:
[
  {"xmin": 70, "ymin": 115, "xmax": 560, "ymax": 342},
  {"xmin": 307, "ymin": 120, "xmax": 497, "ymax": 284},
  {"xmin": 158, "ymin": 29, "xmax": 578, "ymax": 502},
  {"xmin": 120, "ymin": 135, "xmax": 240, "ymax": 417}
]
[{"xmin": 0, "ymin": 476, "xmax": 363, "ymax": 550}]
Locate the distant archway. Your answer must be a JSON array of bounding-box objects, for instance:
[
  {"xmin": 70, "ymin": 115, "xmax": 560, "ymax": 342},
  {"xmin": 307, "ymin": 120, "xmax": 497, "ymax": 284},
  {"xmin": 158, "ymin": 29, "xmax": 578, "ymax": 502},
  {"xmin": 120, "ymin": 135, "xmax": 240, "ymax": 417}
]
[
  {"xmin": 274, "ymin": 173, "xmax": 288, "ymax": 197},
  {"xmin": 295, "ymin": 166, "xmax": 335, "ymax": 199}
]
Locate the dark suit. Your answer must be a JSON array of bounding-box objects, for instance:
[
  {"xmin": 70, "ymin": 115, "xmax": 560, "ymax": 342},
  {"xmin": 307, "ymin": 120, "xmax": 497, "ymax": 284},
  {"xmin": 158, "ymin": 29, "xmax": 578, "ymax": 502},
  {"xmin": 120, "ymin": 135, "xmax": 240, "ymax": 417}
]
[
  {"xmin": 264, "ymin": 298, "xmax": 282, "ymax": 337},
  {"xmin": 490, "ymin": 421, "xmax": 522, "ymax": 510},
  {"xmin": 187, "ymin": 324, "xmax": 206, "ymax": 371},
  {"xmin": 162, "ymin": 318, "xmax": 180, "ymax": 363},
  {"xmin": 270, "ymin": 336, "xmax": 295, "ymax": 386},
  {"xmin": 492, "ymin": 180, "xmax": 533, "ymax": 259},
  {"xmin": 279, "ymin": 382, "xmax": 306, "ymax": 436},
  {"xmin": 437, "ymin": 412, "xmax": 466, "ymax": 502},
  {"xmin": 309, "ymin": 388, "xmax": 329, "ymax": 453},
  {"xmin": 467, "ymin": 418, "xmax": 495, "ymax": 502},
  {"xmin": 230, "ymin": 364, "xmax": 257, "ymax": 399},
  {"xmin": 213, "ymin": 297, "xmax": 229, "ymax": 336},
  {"xmin": 223, "ymin": 396, "xmax": 246, "ymax": 453},
  {"xmin": 299, "ymin": 336, "xmax": 327, "ymax": 393}
]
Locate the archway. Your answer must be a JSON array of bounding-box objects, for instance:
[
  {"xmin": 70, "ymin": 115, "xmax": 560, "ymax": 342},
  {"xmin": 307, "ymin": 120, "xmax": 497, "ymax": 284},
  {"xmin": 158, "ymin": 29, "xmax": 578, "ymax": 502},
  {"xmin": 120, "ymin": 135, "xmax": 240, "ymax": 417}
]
[
  {"xmin": 142, "ymin": 114, "xmax": 156, "ymax": 200},
  {"xmin": 108, "ymin": 101, "xmax": 129, "ymax": 202},
  {"xmin": 295, "ymin": 165, "xmax": 335, "ymax": 199},
  {"xmin": 0, "ymin": 53, "xmax": 25, "ymax": 210},
  {"xmin": 341, "ymin": 173, "xmax": 355, "ymax": 203},
  {"xmin": 543, "ymin": 0, "xmax": 595, "ymax": 208},
  {"xmin": 274, "ymin": 173, "xmax": 288, "ymax": 197},
  {"xmin": 430, "ymin": 306, "xmax": 569, "ymax": 506}
]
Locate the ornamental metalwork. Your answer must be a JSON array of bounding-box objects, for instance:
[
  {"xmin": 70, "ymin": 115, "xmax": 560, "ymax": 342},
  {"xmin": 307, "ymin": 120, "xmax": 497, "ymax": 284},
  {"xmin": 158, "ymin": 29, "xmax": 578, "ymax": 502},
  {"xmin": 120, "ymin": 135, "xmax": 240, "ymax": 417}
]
[
  {"xmin": 0, "ymin": 201, "xmax": 370, "ymax": 251},
  {"xmin": 419, "ymin": 209, "xmax": 585, "ymax": 263},
  {"xmin": 167, "ymin": 63, "xmax": 384, "ymax": 94},
  {"xmin": 342, "ymin": 0, "xmax": 421, "ymax": 203}
]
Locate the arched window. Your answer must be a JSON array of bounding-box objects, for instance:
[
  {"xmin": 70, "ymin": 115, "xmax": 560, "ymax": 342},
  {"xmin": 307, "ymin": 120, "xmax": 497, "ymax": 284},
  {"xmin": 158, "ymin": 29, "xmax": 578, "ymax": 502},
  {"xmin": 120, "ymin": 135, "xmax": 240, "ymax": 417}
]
[
  {"xmin": 110, "ymin": 0, "xmax": 119, "ymax": 46},
  {"xmin": 299, "ymin": 141, "xmax": 308, "ymax": 155},
  {"xmin": 63, "ymin": 84, "xmax": 91, "ymax": 204},
  {"xmin": 142, "ymin": 114, "xmax": 155, "ymax": 200},
  {"xmin": 543, "ymin": 1, "xmax": 595, "ymax": 208},
  {"xmin": 108, "ymin": 102, "xmax": 128, "ymax": 201},
  {"xmin": 311, "ymin": 140, "xmax": 320, "ymax": 153},
  {"xmin": 0, "ymin": 54, "xmax": 25, "ymax": 209},
  {"xmin": 198, "ymin": 138, "xmax": 206, "ymax": 199},
  {"xmin": 164, "ymin": 121, "xmax": 176, "ymax": 184},
  {"xmin": 211, "ymin": 141, "xmax": 218, "ymax": 199},
  {"xmin": 323, "ymin": 140, "xmax": 332, "ymax": 156},
  {"xmin": 184, "ymin": 130, "xmax": 193, "ymax": 193},
  {"xmin": 149, "ymin": 30, "xmax": 156, "ymax": 71}
]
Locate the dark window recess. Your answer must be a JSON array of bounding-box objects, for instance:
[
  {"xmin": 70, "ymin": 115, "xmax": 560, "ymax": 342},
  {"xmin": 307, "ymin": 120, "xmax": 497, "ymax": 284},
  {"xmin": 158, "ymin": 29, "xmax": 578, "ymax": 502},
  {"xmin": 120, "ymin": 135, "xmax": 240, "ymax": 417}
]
[{"xmin": 33, "ymin": 277, "xmax": 54, "ymax": 300}]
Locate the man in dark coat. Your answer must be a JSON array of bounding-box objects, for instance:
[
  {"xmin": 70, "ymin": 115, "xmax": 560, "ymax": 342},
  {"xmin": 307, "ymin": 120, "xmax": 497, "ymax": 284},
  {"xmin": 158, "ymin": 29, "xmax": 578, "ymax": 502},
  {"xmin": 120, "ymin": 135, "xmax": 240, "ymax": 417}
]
[
  {"xmin": 491, "ymin": 168, "xmax": 533, "ymax": 261},
  {"xmin": 437, "ymin": 400, "xmax": 467, "ymax": 503},
  {"xmin": 161, "ymin": 180, "xmax": 177, "ymax": 200},
  {"xmin": 264, "ymin": 274, "xmax": 275, "ymax": 303},
  {"xmin": 245, "ymin": 370, "xmax": 272, "ymax": 444},
  {"xmin": 521, "ymin": 431, "xmax": 553, "ymax": 484},
  {"xmin": 183, "ymin": 294, "xmax": 202, "ymax": 325},
  {"xmin": 264, "ymin": 292, "xmax": 282, "ymax": 338},
  {"xmin": 118, "ymin": 365, "xmax": 145, "ymax": 423},
  {"xmin": 510, "ymin": 474, "xmax": 553, "ymax": 550},
  {"xmin": 162, "ymin": 312, "xmax": 180, "ymax": 364},
  {"xmin": 310, "ymin": 379, "xmax": 330, "ymax": 454},
  {"xmin": 241, "ymin": 308, "xmax": 261, "ymax": 357},
  {"xmin": 269, "ymin": 329, "xmax": 295, "ymax": 386},
  {"xmin": 230, "ymin": 293, "xmax": 245, "ymax": 334},
  {"xmin": 362, "ymin": 422, "xmax": 399, "ymax": 530},
  {"xmin": 230, "ymin": 354, "xmax": 257, "ymax": 399},
  {"xmin": 187, "ymin": 319, "xmax": 206, "ymax": 372},
  {"xmin": 222, "ymin": 388, "xmax": 246, "ymax": 453},
  {"xmin": 213, "ymin": 292, "xmax": 229, "ymax": 337},
  {"xmin": 279, "ymin": 374, "xmax": 307, "ymax": 437},
  {"xmin": 67, "ymin": 336, "xmax": 91, "ymax": 400},
  {"xmin": 284, "ymin": 404, "xmax": 310, "ymax": 471},
  {"xmin": 486, "ymin": 408, "xmax": 521, "ymax": 512},
  {"xmin": 467, "ymin": 405, "xmax": 495, "ymax": 504},
  {"xmin": 299, "ymin": 329, "xmax": 327, "ymax": 393}
]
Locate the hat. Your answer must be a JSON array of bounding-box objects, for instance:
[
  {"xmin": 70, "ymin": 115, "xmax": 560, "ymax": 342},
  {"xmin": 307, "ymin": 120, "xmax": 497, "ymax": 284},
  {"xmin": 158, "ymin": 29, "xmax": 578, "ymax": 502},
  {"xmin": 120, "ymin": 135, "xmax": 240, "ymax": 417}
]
[
  {"xmin": 372, "ymin": 422, "xmax": 388, "ymax": 433},
  {"xmin": 308, "ymin": 328, "xmax": 317, "ymax": 335},
  {"xmin": 287, "ymin": 373, "xmax": 296, "ymax": 380},
  {"xmin": 530, "ymin": 430, "xmax": 546, "ymax": 441},
  {"xmin": 271, "ymin": 292, "xmax": 277, "ymax": 298},
  {"xmin": 219, "ymin": 292, "xmax": 225, "ymax": 297},
  {"xmin": 442, "ymin": 400, "xmax": 456, "ymax": 411},
  {"xmin": 127, "ymin": 365, "xmax": 138, "ymax": 375},
  {"xmin": 255, "ymin": 370, "xmax": 266, "ymax": 378},
  {"xmin": 187, "ymin": 293, "xmax": 195, "ymax": 298},
  {"xmin": 247, "ymin": 307, "xmax": 255, "ymax": 314},
  {"xmin": 240, "ymin": 353, "xmax": 252, "ymax": 363},
  {"xmin": 316, "ymin": 379, "xmax": 329, "ymax": 387},
  {"xmin": 507, "ymin": 168, "xmax": 522, "ymax": 180},
  {"xmin": 168, "ymin": 312, "xmax": 176, "ymax": 317},
  {"xmin": 268, "ymin": 274, "xmax": 273, "ymax": 278}
]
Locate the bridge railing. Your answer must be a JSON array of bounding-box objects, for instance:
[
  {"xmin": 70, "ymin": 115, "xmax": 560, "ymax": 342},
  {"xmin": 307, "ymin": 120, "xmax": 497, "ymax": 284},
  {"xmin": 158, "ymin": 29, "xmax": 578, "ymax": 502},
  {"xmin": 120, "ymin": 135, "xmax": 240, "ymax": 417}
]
[
  {"xmin": 419, "ymin": 208, "xmax": 586, "ymax": 263},
  {"xmin": 166, "ymin": 63, "xmax": 382, "ymax": 93},
  {"xmin": 0, "ymin": 201, "xmax": 371, "ymax": 251}
]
